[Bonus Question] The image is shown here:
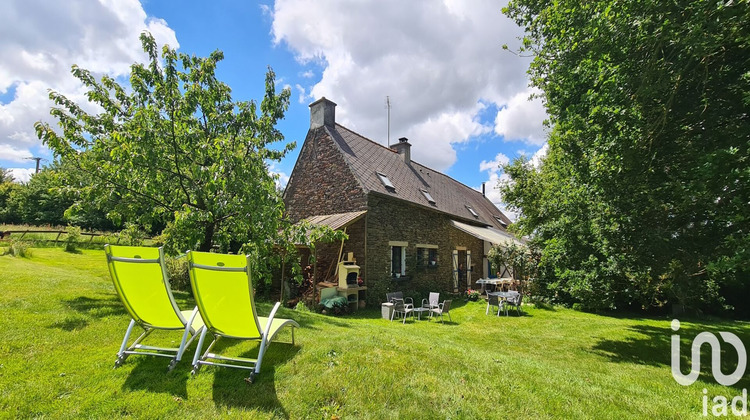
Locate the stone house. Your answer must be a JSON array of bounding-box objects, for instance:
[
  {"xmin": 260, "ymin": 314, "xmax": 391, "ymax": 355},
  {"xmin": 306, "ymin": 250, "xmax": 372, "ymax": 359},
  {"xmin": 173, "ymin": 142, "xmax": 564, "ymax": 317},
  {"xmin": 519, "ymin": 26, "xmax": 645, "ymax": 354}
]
[{"xmin": 283, "ymin": 98, "xmax": 521, "ymax": 305}]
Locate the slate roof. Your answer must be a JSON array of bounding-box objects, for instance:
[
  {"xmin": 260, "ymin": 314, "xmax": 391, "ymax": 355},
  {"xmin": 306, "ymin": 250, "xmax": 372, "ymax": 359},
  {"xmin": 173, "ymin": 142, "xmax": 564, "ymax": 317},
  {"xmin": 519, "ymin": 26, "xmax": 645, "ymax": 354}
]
[
  {"xmin": 305, "ymin": 211, "xmax": 367, "ymax": 231},
  {"xmin": 323, "ymin": 124, "xmax": 513, "ymax": 230}
]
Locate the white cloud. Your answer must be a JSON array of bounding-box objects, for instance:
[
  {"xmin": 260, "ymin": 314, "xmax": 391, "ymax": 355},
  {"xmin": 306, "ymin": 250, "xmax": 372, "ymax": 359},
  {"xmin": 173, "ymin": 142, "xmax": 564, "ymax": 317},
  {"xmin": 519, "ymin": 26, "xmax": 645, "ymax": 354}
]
[
  {"xmin": 530, "ymin": 142, "xmax": 548, "ymax": 168},
  {"xmin": 479, "ymin": 152, "xmax": 510, "ymax": 174},
  {"xmin": 267, "ymin": 162, "xmax": 290, "ymax": 190},
  {"xmin": 270, "ymin": 0, "xmax": 543, "ymax": 171},
  {"xmin": 0, "ymin": 0, "xmax": 178, "ymax": 170},
  {"xmin": 294, "ymin": 84, "xmax": 308, "ymax": 104},
  {"xmin": 7, "ymin": 168, "xmax": 34, "ymax": 183},
  {"xmin": 494, "ymin": 88, "xmax": 547, "ymax": 145},
  {"xmin": 0, "ymin": 143, "xmax": 32, "ymax": 163}
]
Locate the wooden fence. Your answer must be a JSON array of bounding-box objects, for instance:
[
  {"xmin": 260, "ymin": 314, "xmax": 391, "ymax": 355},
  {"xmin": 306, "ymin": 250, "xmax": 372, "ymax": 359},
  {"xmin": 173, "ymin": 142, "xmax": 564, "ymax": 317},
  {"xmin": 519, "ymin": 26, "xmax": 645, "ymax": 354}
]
[{"xmin": 0, "ymin": 229, "xmax": 127, "ymax": 244}]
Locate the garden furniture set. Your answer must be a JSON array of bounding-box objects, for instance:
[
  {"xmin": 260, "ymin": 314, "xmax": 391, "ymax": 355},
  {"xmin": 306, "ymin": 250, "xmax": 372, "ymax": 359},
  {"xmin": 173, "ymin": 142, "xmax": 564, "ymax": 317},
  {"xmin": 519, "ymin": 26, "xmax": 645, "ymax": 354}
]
[{"xmin": 385, "ymin": 291, "xmax": 452, "ymax": 323}]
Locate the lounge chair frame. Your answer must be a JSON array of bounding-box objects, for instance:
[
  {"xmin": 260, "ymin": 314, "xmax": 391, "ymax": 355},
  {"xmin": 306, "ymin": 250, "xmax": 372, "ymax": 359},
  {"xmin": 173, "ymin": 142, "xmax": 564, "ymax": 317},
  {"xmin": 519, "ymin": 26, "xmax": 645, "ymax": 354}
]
[
  {"xmin": 106, "ymin": 245, "xmax": 204, "ymax": 371},
  {"xmin": 187, "ymin": 252, "xmax": 299, "ymax": 383}
]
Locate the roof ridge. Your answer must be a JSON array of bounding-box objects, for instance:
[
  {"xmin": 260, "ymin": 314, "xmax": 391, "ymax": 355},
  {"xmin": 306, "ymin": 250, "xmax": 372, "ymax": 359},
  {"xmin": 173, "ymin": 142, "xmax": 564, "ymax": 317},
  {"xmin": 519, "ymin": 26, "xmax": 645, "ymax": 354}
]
[
  {"xmin": 335, "ymin": 123, "xmax": 492, "ymax": 201},
  {"xmin": 334, "ymin": 123, "xmax": 398, "ymax": 155}
]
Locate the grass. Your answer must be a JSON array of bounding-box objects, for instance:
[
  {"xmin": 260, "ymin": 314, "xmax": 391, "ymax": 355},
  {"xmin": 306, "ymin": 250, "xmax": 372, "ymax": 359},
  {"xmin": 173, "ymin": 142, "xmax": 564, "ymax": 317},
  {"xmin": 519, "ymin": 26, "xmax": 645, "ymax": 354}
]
[
  {"xmin": 0, "ymin": 224, "xmax": 155, "ymax": 248},
  {"xmin": 1, "ymin": 247, "xmax": 748, "ymax": 418}
]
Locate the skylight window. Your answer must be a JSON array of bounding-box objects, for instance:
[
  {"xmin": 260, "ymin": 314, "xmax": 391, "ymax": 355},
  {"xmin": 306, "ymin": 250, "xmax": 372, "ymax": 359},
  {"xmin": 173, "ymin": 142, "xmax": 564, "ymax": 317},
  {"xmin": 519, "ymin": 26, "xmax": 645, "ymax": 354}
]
[
  {"xmin": 420, "ymin": 189, "xmax": 436, "ymax": 205},
  {"xmin": 377, "ymin": 172, "xmax": 395, "ymax": 191},
  {"xmin": 495, "ymin": 216, "xmax": 508, "ymax": 227},
  {"xmin": 466, "ymin": 205, "xmax": 479, "ymax": 218}
]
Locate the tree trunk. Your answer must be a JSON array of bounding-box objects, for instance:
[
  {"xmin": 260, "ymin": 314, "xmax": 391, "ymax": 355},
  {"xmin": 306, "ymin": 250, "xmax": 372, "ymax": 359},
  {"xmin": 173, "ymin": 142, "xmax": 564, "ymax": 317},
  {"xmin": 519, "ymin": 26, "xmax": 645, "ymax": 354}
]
[{"xmin": 198, "ymin": 222, "xmax": 215, "ymax": 252}]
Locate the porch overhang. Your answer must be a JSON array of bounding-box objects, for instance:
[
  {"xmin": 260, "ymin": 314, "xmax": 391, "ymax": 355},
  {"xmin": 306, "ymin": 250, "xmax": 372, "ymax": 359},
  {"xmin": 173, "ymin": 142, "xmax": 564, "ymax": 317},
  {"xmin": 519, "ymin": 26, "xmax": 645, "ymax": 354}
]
[
  {"xmin": 450, "ymin": 220, "xmax": 524, "ymax": 247},
  {"xmin": 293, "ymin": 210, "xmax": 367, "ymax": 246},
  {"xmin": 304, "ymin": 210, "xmax": 367, "ymax": 231}
]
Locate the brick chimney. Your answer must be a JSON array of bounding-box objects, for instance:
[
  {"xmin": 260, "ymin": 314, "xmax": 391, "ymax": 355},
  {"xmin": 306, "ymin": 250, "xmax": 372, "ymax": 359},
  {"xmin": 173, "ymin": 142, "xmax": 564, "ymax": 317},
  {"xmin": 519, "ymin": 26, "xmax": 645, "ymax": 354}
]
[
  {"xmin": 309, "ymin": 97, "xmax": 337, "ymax": 129},
  {"xmin": 390, "ymin": 137, "xmax": 411, "ymax": 164}
]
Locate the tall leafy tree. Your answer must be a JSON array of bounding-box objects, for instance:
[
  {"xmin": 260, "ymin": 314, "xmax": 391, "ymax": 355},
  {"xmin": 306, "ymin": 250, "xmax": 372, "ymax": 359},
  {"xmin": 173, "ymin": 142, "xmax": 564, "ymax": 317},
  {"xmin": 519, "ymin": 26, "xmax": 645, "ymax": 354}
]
[
  {"xmin": 0, "ymin": 167, "xmax": 21, "ymax": 224},
  {"xmin": 7, "ymin": 168, "xmax": 75, "ymax": 226},
  {"xmin": 501, "ymin": 0, "xmax": 750, "ymax": 311},
  {"xmin": 36, "ymin": 33, "xmax": 294, "ymax": 253},
  {"xmin": 1, "ymin": 168, "xmax": 13, "ymax": 184}
]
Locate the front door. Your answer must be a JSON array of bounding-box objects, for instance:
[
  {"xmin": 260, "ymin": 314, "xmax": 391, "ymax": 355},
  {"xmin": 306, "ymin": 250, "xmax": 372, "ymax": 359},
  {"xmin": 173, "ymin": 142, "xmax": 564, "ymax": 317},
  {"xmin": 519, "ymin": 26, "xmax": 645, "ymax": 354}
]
[{"xmin": 453, "ymin": 249, "xmax": 470, "ymax": 292}]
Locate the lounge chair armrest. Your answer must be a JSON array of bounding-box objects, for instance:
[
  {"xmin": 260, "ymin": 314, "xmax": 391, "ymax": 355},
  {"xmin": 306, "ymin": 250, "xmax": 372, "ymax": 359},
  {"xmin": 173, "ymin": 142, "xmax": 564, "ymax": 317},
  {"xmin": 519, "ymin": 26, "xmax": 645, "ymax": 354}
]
[
  {"xmin": 263, "ymin": 301, "xmax": 283, "ymax": 339},
  {"xmin": 404, "ymin": 303, "xmax": 414, "ymax": 310}
]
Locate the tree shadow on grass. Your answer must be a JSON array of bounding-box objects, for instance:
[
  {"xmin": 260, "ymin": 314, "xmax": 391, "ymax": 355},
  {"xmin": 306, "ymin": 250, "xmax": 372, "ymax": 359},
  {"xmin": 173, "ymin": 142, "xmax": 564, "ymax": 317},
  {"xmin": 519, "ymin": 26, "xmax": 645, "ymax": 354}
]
[
  {"xmin": 63, "ymin": 295, "xmax": 126, "ymax": 319},
  {"xmin": 590, "ymin": 321, "xmax": 750, "ymax": 391},
  {"xmin": 209, "ymin": 341, "xmax": 300, "ymax": 417},
  {"xmin": 121, "ymin": 356, "xmax": 189, "ymax": 399},
  {"xmin": 48, "ymin": 315, "xmax": 89, "ymax": 331}
]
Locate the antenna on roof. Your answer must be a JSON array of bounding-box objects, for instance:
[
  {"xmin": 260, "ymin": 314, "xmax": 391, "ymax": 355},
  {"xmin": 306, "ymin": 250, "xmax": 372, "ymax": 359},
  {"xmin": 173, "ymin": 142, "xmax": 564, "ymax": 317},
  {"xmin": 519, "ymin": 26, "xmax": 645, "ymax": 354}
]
[
  {"xmin": 25, "ymin": 156, "xmax": 47, "ymax": 174},
  {"xmin": 385, "ymin": 96, "xmax": 391, "ymax": 147}
]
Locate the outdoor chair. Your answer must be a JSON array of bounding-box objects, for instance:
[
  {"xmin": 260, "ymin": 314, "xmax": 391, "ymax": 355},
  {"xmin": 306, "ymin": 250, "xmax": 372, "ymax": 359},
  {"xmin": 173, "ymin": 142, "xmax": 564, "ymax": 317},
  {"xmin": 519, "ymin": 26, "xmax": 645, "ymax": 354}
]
[
  {"xmin": 430, "ymin": 300, "xmax": 453, "ymax": 323},
  {"xmin": 105, "ymin": 245, "xmax": 204, "ymax": 371},
  {"xmin": 422, "ymin": 292, "xmax": 440, "ymax": 310},
  {"xmin": 187, "ymin": 251, "xmax": 299, "ymax": 383},
  {"xmin": 390, "ymin": 298, "xmax": 414, "ymax": 324},
  {"xmin": 486, "ymin": 293, "xmax": 502, "ymax": 316},
  {"xmin": 505, "ymin": 292, "xmax": 523, "ymax": 316},
  {"xmin": 386, "ymin": 291, "xmax": 413, "ymax": 307}
]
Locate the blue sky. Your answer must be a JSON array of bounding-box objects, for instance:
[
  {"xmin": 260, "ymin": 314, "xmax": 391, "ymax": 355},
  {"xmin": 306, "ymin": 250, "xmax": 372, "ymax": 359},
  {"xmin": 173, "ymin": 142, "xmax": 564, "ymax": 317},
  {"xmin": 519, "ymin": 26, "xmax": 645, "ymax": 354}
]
[{"xmin": 0, "ymin": 0, "xmax": 547, "ymax": 211}]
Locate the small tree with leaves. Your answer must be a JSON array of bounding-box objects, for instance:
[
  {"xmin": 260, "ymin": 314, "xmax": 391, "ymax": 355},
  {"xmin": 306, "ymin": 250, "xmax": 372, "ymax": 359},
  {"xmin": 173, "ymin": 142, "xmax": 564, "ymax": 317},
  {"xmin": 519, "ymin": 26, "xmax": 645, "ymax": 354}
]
[
  {"xmin": 36, "ymin": 32, "xmax": 294, "ymax": 254},
  {"xmin": 488, "ymin": 242, "xmax": 538, "ymax": 295}
]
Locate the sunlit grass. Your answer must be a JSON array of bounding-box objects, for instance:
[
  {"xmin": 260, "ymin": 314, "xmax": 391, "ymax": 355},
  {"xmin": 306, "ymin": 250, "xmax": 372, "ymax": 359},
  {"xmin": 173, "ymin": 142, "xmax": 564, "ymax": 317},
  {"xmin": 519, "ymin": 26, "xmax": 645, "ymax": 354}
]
[{"xmin": 1, "ymin": 248, "xmax": 747, "ymax": 418}]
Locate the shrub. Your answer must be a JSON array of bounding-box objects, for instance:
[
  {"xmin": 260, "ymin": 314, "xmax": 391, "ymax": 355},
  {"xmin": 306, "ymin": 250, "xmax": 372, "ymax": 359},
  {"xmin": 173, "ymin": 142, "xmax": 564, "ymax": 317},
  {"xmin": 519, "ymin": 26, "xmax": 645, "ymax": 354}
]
[
  {"xmin": 120, "ymin": 223, "xmax": 146, "ymax": 246},
  {"xmin": 294, "ymin": 301, "xmax": 311, "ymax": 312},
  {"xmin": 165, "ymin": 256, "xmax": 191, "ymax": 293},
  {"xmin": 3, "ymin": 240, "xmax": 33, "ymax": 258},
  {"xmin": 64, "ymin": 225, "xmax": 81, "ymax": 253}
]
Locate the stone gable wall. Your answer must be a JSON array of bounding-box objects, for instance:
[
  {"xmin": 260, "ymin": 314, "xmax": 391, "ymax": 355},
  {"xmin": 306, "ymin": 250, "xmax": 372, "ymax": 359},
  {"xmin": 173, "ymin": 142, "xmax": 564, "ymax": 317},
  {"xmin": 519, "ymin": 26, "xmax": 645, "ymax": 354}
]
[{"xmin": 283, "ymin": 127, "xmax": 367, "ymax": 223}]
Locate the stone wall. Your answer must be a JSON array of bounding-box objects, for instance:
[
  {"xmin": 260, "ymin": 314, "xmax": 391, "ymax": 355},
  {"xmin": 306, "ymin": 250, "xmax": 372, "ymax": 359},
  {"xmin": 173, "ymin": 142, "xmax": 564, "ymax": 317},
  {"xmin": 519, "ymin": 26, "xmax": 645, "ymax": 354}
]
[
  {"xmin": 310, "ymin": 217, "xmax": 366, "ymax": 284},
  {"xmin": 283, "ymin": 127, "xmax": 368, "ymax": 223},
  {"xmin": 364, "ymin": 193, "xmax": 484, "ymax": 305}
]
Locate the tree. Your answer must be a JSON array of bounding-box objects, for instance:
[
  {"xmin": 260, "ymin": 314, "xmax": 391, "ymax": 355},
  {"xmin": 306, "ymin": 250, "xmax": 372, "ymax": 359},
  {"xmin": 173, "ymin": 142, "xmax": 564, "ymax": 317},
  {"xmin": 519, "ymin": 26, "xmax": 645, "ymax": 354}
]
[
  {"xmin": 501, "ymin": 0, "xmax": 750, "ymax": 312},
  {"xmin": 487, "ymin": 242, "xmax": 539, "ymax": 295},
  {"xmin": 1, "ymin": 167, "xmax": 14, "ymax": 184},
  {"xmin": 0, "ymin": 167, "xmax": 21, "ymax": 224},
  {"xmin": 36, "ymin": 33, "xmax": 294, "ymax": 253},
  {"xmin": 7, "ymin": 168, "xmax": 75, "ymax": 226}
]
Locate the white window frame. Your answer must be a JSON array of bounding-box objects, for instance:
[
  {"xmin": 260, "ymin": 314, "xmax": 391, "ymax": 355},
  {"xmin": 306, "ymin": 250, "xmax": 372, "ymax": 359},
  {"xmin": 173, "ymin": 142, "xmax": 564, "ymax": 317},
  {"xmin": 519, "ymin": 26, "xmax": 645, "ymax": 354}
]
[
  {"xmin": 388, "ymin": 241, "xmax": 408, "ymax": 276},
  {"xmin": 377, "ymin": 172, "xmax": 396, "ymax": 191},
  {"xmin": 420, "ymin": 189, "xmax": 436, "ymax": 204}
]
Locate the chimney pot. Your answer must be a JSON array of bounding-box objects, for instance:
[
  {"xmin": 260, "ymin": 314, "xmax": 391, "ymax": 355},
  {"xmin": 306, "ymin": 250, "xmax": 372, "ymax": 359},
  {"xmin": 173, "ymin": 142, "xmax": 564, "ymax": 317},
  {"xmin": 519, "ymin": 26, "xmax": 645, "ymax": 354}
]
[
  {"xmin": 309, "ymin": 97, "xmax": 337, "ymax": 129},
  {"xmin": 390, "ymin": 137, "xmax": 412, "ymax": 164},
  {"xmin": 482, "ymin": 182, "xmax": 486, "ymax": 197}
]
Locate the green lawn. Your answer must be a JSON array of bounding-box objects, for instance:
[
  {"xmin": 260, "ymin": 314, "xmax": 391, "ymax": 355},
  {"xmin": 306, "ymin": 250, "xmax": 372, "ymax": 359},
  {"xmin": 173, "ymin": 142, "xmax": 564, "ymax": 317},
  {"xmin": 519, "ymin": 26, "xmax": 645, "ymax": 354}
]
[{"xmin": 1, "ymin": 248, "xmax": 747, "ymax": 419}]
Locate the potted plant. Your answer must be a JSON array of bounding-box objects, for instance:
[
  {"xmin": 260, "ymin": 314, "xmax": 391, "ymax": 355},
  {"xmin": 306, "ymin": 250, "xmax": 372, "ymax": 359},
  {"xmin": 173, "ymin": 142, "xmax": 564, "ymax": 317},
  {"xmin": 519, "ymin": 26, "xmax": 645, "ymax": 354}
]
[{"xmin": 465, "ymin": 288, "xmax": 480, "ymax": 301}]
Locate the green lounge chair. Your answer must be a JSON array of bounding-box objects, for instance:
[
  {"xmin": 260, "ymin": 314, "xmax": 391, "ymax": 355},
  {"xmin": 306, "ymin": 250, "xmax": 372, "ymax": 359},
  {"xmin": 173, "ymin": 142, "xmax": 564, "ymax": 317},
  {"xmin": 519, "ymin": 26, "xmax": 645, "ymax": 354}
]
[
  {"xmin": 187, "ymin": 251, "xmax": 300, "ymax": 383},
  {"xmin": 105, "ymin": 245, "xmax": 204, "ymax": 371}
]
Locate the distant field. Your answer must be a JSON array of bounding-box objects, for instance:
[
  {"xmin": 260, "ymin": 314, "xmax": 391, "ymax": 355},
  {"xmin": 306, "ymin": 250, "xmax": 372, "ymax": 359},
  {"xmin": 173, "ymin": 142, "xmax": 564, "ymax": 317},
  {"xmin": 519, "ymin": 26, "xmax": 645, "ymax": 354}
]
[
  {"xmin": 0, "ymin": 224, "xmax": 154, "ymax": 247},
  {"xmin": 1, "ymin": 247, "xmax": 747, "ymax": 418}
]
